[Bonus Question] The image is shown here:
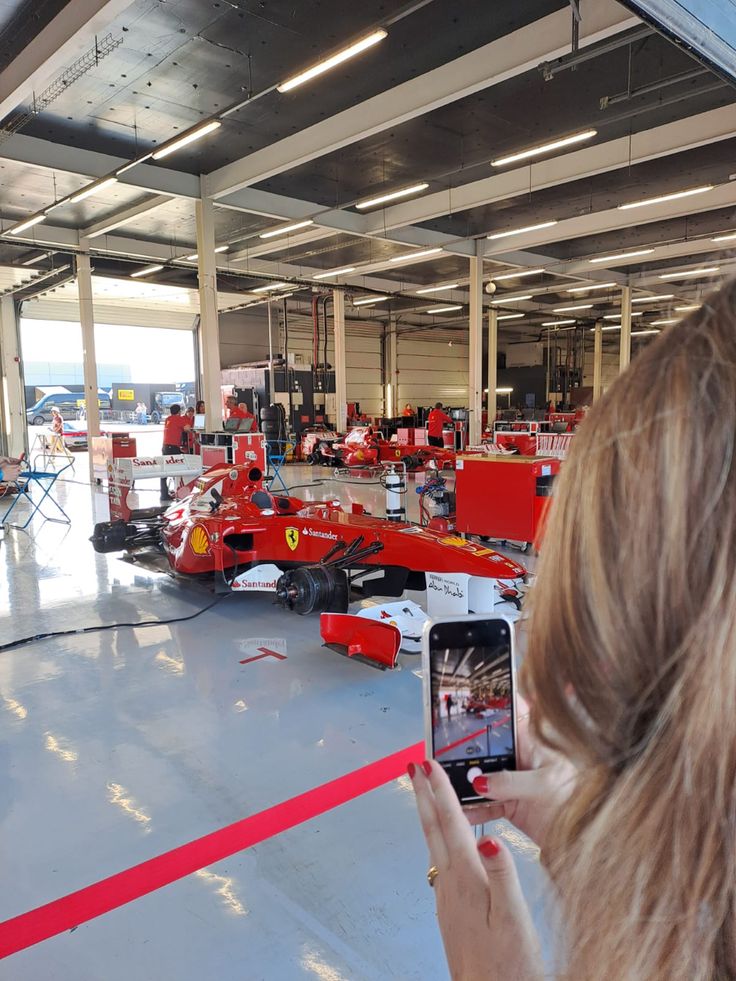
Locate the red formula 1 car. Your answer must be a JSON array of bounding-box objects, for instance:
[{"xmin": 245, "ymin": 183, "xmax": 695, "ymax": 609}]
[
  {"xmin": 91, "ymin": 462, "xmax": 525, "ymax": 618},
  {"xmin": 313, "ymin": 427, "xmax": 455, "ymax": 471}
]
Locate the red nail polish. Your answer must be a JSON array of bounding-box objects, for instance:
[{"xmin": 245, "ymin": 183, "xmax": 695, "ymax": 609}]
[
  {"xmin": 422, "ymin": 760, "xmax": 432, "ymax": 777},
  {"xmin": 478, "ymin": 838, "xmax": 500, "ymax": 858},
  {"xmin": 473, "ymin": 776, "xmax": 489, "ymax": 795},
  {"xmin": 407, "ymin": 762, "xmax": 416, "ymax": 778}
]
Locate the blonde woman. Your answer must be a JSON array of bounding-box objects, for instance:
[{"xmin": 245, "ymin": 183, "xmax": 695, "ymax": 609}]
[{"xmin": 410, "ymin": 279, "xmax": 736, "ymax": 980}]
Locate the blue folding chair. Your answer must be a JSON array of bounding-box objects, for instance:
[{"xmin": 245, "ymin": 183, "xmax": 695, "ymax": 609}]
[
  {"xmin": 1, "ymin": 457, "xmax": 73, "ymax": 531},
  {"xmin": 265, "ymin": 440, "xmax": 293, "ymax": 493}
]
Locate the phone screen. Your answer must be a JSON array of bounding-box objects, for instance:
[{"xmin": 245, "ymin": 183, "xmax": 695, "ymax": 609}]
[{"xmin": 426, "ymin": 618, "xmax": 516, "ymax": 805}]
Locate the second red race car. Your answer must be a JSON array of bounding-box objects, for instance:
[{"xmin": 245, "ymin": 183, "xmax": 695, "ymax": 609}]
[{"xmin": 311, "ymin": 426, "xmax": 455, "ymax": 471}]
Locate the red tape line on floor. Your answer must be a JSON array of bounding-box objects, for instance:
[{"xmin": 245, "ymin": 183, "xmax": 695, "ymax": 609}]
[{"xmin": 0, "ymin": 740, "xmax": 424, "ymax": 959}]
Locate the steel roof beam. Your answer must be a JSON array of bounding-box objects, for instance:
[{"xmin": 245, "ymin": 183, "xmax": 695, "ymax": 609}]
[
  {"xmin": 209, "ymin": 0, "xmax": 638, "ymax": 200},
  {"xmin": 82, "ymin": 195, "xmax": 173, "ymax": 240}
]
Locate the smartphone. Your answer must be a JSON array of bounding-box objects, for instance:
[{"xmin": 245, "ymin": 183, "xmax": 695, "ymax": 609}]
[{"xmin": 422, "ymin": 615, "xmax": 517, "ymax": 805}]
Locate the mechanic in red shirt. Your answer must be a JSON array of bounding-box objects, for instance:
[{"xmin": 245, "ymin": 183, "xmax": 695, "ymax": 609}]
[
  {"xmin": 225, "ymin": 395, "xmax": 256, "ymax": 428},
  {"xmin": 161, "ymin": 404, "xmax": 191, "ymax": 500},
  {"xmin": 427, "ymin": 402, "xmax": 452, "ymax": 447}
]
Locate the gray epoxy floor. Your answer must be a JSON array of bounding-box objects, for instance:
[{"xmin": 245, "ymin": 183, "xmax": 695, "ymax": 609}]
[{"xmin": 0, "ymin": 461, "xmax": 551, "ymax": 981}]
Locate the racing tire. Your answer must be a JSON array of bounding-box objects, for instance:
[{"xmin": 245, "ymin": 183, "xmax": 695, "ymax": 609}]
[
  {"xmin": 90, "ymin": 520, "xmax": 131, "ymax": 553},
  {"xmin": 275, "ymin": 566, "xmax": 349, "ymax": 615},
  {"xmin": 260, "ymin": 405, "xmax": 282, "ymax": 422},
  {"xmin": 401, "ymin": 454, "xmax": 419, "ymax": 471}
]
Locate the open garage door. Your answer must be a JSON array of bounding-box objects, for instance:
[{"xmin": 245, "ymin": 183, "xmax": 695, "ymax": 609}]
[{"xmin": 619, "ymin": 1, "xmax": 736, "ymax": 82}]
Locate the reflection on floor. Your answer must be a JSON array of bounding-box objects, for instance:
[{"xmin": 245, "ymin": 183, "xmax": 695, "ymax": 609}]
[
  {"xmin": 434, "ymin": 710, "xmax": 513, "ymax": 762},
  {"xmin": 0, "ymin": 462, "xmax": 552, "ymax": 981}
]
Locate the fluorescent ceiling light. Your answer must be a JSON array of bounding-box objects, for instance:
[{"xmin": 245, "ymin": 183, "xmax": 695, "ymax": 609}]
[
  {"xmin": 389, "ymin": 247, "xmax": 442, "ymax": 263},
  {"xmin": 712, "ymin": 232, "xmax": 736, "ymax": 243},
  {"xmin": 356, "ymin": 182, "xmax": 429, "ymax": 210},
  {"xmin": 598, "ymin": 325, "xmax": 622, "ymax": 332},
  {"xmin": 415, "ymin": 283, "xmax": 459, "ymax": 294},
  {"xmin": 487, "ymin": 220, "xmax": 557, "ymax": 240},
  {"xmin": 603, "ymin": 312, "xmax": 642, "ymax": 320},
  {"xmin": 259, "ymin": 220, "xmax": 315, "ymax": 239},
  {"xmin": 618, "ymin": 185, "xmax": 713, "ymax": 210},
  {"xmin": 650, "ymin": 319, "xmax": 678, "ymax": 325},
  {"xmin": 566, "ymin": 281, "xmax": 617, "ymax": 293},
  {"xmin": 152, "ymin": 120, "xmax": 222, "ymax": 160},
  {"xmin": 497, "ymin": 313, "xmax": 525, "ymax": 321},
  {"xmin": 116, "ymin": 154, "xmax": 152, "ymax": 176},
  {"xmin": 253, "ymin": 281, "xmax": 290, "ymax": 292},
  {"xmin": 184, "ymin": 246, "xmax": 228, "ymax": 261},
  {"xmin": 631, "ymin": 293, "xmax": 674, "ymax": 303},
  {"xmin": 21, "ymin": 253, "xmax": 48, "ymax": 265},
  {"xmin": 658, "ymin": 267, "xmax": 719, "ymax": 280},
  {"xmin": 496, "ymin": 387, "xmax": 514, "ymax": 394},
  {"xmin": 490, "ymin": 294, "xmax": 532, "ymax": 304},
  {"xmin": 69, "ymin": 177, "xmax": 118, "ymax": 204},
  {"xmin": 553, "ymin": 303, "xmax": 593, "ymax": 312},
  {"xmin": 589, "ymin": 248, "xmax": 654, "ymax": 264},
  {"xmin": 277, "ymin": 29, "xmax": 387, "ymax": 93},
  {"xmin": 632, "ymin": 329, "xmax": 661, "ymax": 336},
  {"xmin": 353, "ymin": 295, "xmax": 389, "ymax": 306},
  {"xmin": 130, "ymin": 264, "xmax": 164, "ymax": 278},
  {"xmin": 493, "ymin": 268, "xmax": 545, "ymax": 281},
  {"xmin": 542, "ymin": 319, "xmax": 575, "ymax": 326},
  {"xmin": 674, "ymin": 304, "xmax": 700, "ymax": 311},
  {"xmin": 313, "ymin": 266, "xmax": 356, "ymax": 279},
  {"xmin": 491, "ymin": 129, "xmax": 596, "ymax": 167},
  {"xmin": 8, "ymin": 214, "xmax": 46, "ymax": 235},
  {"xmin": 428, "ymin": 305, "xmax": 462, "ymax": 313}
]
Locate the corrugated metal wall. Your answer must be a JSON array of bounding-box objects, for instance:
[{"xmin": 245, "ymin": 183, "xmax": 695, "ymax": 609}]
[
  {"xmin": 397, "ymin": 329, "xmax": 469, "ymax": 407},
  {"xmin": 21, "ymin": 299, "xmax": 198, "ymax": 330}
]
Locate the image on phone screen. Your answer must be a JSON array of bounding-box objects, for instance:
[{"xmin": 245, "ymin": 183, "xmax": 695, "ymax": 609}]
[{"xmin": 426, "ymin": 618, "xmax": 516, "ymax": 805}]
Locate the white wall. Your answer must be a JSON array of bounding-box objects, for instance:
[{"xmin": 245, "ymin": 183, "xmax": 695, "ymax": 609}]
[
  {"xmin": 583, "ymin": 343, "xmax": 619, "ymax": 392},
  {"xmin": 397, "ymin": 330, "xmax": 469, "ymax": 408}
]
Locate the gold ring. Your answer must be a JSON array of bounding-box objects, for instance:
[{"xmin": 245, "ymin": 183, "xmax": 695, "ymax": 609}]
[{"xmin": 427, "ymin": 866, "xmax": 439, "ymax": 888}]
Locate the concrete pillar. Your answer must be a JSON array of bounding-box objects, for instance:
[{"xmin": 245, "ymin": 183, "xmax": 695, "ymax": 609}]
[
  {"xmin": 77, "ymin": 250, "xmax": 100, "ymax": 484},
  {"xmin": 332, "ymin": 289, "xmax": 347, "ymax": 431},
  {"xmin": 619, "ymin": 284, "xmax": 632, "ymax": 373},
  {"xmin": 386, "ymin": 315, "xmax": 398, "ymax": 417},
  {"xmin": 487, "ymin": 307, "xmax": 498, "ymax": 432},
  {"xmin": 0, "ymin": 295, "xmax": 26, "ymax": 459},
  {"xmin": 195, "ymin": 191, "xmax": 222, "ymax": 428},
  {"xmin": 593, "ymin": 318, "xmax": 603, "ymax": 401},
  {"xmin": 468, "ymin": 250, "xmax": 483, "ymax": 444}
]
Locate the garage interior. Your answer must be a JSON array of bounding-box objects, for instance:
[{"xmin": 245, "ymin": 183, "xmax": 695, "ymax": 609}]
[{"xmin": 0, "ymin": 0, "xmax": 734, "ymax": 978}]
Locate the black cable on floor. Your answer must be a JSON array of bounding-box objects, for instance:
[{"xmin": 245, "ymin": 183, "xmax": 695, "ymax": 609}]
[{"xmin": 0, "ymin": 591, "xmax": 233, "ymax": 653}]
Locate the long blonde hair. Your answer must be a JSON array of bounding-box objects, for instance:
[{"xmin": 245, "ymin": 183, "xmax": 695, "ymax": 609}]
[{"xmin": 523, "ymin": 279, "xmax": 736, "ymax": 980}]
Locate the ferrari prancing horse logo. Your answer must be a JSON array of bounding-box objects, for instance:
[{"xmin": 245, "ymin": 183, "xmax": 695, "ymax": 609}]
[{"xmin": 285, "ymin": 527, "xmax": 299, "ymax": 551}]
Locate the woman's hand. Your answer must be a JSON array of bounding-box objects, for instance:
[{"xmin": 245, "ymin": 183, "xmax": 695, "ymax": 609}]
[
  {"xmin": 410, "ymin": 759, "xmax": 543, "ymax": 981},
  {"xmin": 466, "ymin": 711, "xmax": 578, "ymax": 852}
]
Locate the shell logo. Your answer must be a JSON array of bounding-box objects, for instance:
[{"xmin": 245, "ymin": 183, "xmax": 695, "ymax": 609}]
[{"xmin": 190, "ymin": 525, "xmax": 211, "ymax": 556}]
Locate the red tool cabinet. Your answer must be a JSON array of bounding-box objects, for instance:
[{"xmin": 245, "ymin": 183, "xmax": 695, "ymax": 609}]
[{"xmin": 454, "ymin": 454, "xmax": 560, "ymax": 547}]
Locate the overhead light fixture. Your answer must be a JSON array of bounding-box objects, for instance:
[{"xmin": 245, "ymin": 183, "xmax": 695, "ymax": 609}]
[
  {"xmin": 130, "ymin": 264, "xmax": 164, "ymax": 278},
  {"xmin": 492, "ymin": 268, "xmax": 546, "ymax": 281},
  {"xmin": 603, "ymin": 312, "xmax": 642, "ymax": 320},
  {"xmin": 712, "ymin": 232, "xmax": 736, "ymax": 243},
  {"xmin": 497, "ymin": 313, "xmax": 525, "ymax": 321},
  {"xmin": 631, "ymin": 293, "xmax": 674, "ymax": 303},
  {"xmin": 277, "ymin": 29, "xmax": 387, "ymax": 93},
  {"xmin": 491, "ymin": 129, "xmax": 596, "ymax": 167},
  {"xmin": 650, "ymin": 319, "xmax": 678, "ymax": 325},
  {"xmin": 487, "ymin": 220, "xmax": 557, "ymax": 241},
  {"xmin": 353, "ymin": 295, "xmax": 389, "ymax": 306},
  {"xmin": 152, "ymin": 120, "xmax": 222, "ymax": 160},
  {"xmin": 389, "ymin": 247, "xmax": 442, "ymax": 263},
  {"xmin": 313, "ymin": 266, "xmax": 356, "ymax": 279},
  {"xmin": 674, "ymin": 304, "xmax": 700, "ymax": 311},
  {"xmin": 566, "ymin": 282, "xmax": 617, "ymax": 293},
  {"xmin": 69, "ymin": 176, "xmax": 118, "ymax": 204},
  {"xmin": 8, "ymin": 214, "xmax": 47, "ymax": 235},
  {"xmin": 589, "ymin": 248, "xmax": 654, "ymax": 264},
  {"xmin": 428, "ymin": 305, "xmax": 463, "ymax": 313},
  {"xmin": 21, "ymin": 253, "xmax": 48, "ymax": 265},
  {"xmin": 658, "ymin": 267, "xmax": 719, "ymax": 280},
  {"xmin": 631, "ymin": 329, "xmax": 661, "ymax": 336},
  {"xmin": 259, "ymin": 219, "xmax": 315, "ymax": 239},
  {"xmin": 496, "ymin": 387, "xmax": 514, "ymax": 394},
  {"xmin": 542, "ymin": 319, "xmax": 575, "ymax": 326},
  {"xmin": 356, "ymin": 182, "xmax": 429, "ymax": 210},
  {"xmin": 490, "ymin": 294, "xmax": 532, "ymax": 304},
  {"xmin": 115, "ymin": 155, "xmax": 152, "ymax": 176},
  {"xmin": 415, "ymin": 283, "xmax": 459, "ymax": 294},
  {"xmin": 184, "ymin": 246, "xmax": 229, "ymax": 261},
  {"xmin": 618, "ymin": 185, "xmax": 713, "ymax": 210},
  {"xmin": 595, "ymin": 324, "xmax": 622, "ymax": 331},
  {"xmin": 553, "ymin": 303, "xmax": 593, "ymax": 312},
  {"xmin": 252, "ymin": 281, "xmax": 290, "ymax": 292}
]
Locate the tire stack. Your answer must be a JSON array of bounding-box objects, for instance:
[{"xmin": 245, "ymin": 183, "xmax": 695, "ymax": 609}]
[{"xmin": 260, "ymin": 404, "xmax": 286, "ymax": 446}]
